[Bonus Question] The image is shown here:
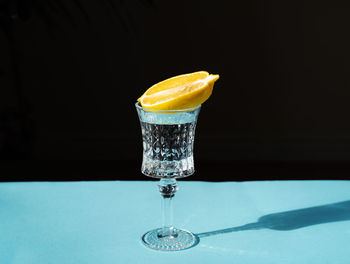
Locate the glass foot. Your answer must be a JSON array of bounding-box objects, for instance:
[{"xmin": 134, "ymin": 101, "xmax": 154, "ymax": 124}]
[{"xmin": 141, "ymin": 228, "xmax": 197, "ymax": 251}]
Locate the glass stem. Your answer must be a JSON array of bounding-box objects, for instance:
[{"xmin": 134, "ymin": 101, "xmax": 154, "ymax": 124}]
[{"xmin": 158, "ymin": 178, "xmax": 178, "ymax": 238}]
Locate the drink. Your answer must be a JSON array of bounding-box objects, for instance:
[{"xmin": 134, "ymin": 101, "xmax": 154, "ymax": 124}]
[
  {"xmin": 140, "ymin": 121, "xmax": 196, "ymax": 178},
  {"xmin": 136, "ymin": 103, "xmax": 201, "ymax": 250},
  {"xmin": 135, "ymin": 71, "xmax": 219, "ymax": 251}
]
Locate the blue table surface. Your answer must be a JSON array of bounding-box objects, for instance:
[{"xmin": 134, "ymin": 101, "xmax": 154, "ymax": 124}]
[{"xmin": 0, "ymin": 180, "xmax": 349, "ymax": 264}]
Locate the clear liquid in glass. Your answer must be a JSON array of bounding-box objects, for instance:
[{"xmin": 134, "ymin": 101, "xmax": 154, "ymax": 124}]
[{"xmin": 140, "ymin": 121, "xmax": 196, "ymax": 178}]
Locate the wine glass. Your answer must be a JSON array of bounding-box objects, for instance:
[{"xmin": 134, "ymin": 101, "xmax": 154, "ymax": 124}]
[{"xmin": 135, "ymin": 102, "xmax": 201, "ymax": 251}]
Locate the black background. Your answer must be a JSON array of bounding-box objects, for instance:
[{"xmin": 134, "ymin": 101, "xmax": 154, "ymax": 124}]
[{"xmin": 1, "ymin": 0, "xmax": 350, "ymax": 181}]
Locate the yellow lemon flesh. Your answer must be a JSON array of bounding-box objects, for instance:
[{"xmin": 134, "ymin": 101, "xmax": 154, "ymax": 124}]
[{"xmin": 138, "ymin": 71, "xmax": 219, "ymax": 110}]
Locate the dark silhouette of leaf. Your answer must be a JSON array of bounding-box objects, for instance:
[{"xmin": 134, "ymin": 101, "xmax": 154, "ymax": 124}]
[
  {"xmin": 104, "ymin": 0, "xmax": 130, "ymax": 33},
  {"xmin": 72, "ymin": 0, "xmax": 90, "ymax": 25}
]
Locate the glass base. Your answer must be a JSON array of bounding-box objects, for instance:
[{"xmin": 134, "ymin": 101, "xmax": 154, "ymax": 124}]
[{"xmin": 141, "ymin": 228, "xmax": 197, "ymax": 251}]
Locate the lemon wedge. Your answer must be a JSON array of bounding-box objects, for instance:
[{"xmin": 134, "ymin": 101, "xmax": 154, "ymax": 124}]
[{"xmin": 138, "ymin": 71, "xmax": 219, "ymax": 110}]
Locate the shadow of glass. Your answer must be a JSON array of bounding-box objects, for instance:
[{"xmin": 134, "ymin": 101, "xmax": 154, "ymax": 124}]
[{"xmin": 196, "ymin": 200, "xmax": 350, "ymax": 238}]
